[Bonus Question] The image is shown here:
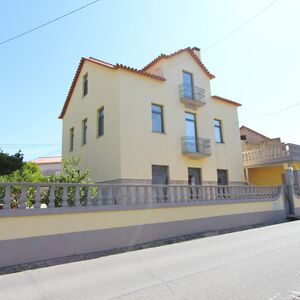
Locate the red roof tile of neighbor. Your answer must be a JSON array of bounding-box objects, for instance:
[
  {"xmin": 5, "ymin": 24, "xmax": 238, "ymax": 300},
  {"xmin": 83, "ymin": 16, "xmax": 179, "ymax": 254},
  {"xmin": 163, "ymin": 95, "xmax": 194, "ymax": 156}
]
[
  {"xmin": 59, "ymin": 47, "xmax": 215, "ymax": 119},
  {"xmin": 142, "ymin": 47, "xmax": 215, "ymax": 80},
  {"xmin": 239, "ymin": 126, "xmax": 272, "ymax": 140},
  {"xmin": 212, "ymin": 95, "xmax": 242, "ymax": 107},
  {"xmin": 32, "ymin": 156, "xmax": 62, "ymax": 164}
]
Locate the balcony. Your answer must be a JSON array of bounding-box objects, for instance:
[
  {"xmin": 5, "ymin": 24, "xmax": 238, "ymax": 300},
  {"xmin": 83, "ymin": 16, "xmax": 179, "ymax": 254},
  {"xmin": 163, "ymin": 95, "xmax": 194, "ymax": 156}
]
[
  {"xmin": 242, "ymin": 141, "xmax": 300, "ymax": 167},
  {"xmin": 179, "ymin": 83, "xmax": 205, "ymax": 109},
  {"xmin": 181, "ymin": 136, "xmax": 211, "ymax": 159}
]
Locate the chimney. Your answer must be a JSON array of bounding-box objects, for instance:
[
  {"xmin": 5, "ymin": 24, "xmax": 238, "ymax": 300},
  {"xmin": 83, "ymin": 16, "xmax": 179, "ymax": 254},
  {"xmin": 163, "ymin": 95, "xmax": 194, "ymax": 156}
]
[{"xmin": 192, "ymin": 47, "xmax": 201, "ymax": 59}]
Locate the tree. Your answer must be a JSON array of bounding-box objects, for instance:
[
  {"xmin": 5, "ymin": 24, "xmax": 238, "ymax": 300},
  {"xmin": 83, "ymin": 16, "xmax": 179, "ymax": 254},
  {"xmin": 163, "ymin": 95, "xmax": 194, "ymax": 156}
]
[
  {"xmin": 0, "ymin": 156, "xmax": 92, "ymax": 208},
  {"xmin": 0, "ymin": 161, "xmax": 44, "ymax": 183},
  {"xmin": 0, "ymin": 162, "xmax": 45, "ymax": 208},
  {"xmin": 45, "ymin": 156, "xmax": 92, "ymax": 207},
  {"xmin": 0, "ymin": 150, "xmax": 24, "ymax": 176},
  {"xmin": 47, "ymin": 156, "xmax": 90, "ymax": 183}
]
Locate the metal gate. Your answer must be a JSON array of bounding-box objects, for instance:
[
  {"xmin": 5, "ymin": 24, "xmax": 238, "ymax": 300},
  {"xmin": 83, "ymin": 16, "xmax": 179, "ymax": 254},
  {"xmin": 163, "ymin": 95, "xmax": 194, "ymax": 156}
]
[{"xmin": 283, "ymin": 170, "xmax": 295, "ymax": 216}]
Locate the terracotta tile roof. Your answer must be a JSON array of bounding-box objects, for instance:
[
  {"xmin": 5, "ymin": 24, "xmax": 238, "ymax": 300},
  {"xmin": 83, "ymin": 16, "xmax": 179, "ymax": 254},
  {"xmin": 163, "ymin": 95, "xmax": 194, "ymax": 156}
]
[
  {"xmin": 32, "ymin": 156, "xmax": 62, "ymax": 164},
  {"xmin": 212, "ymin": 95, "xmax": 242, "ymax": 107},
  {"xmin": 240, "ymin": 126, "xmax": 272, "ymax": 141},
  {"xmin": 142, "ymin": 47, "xmax": 215, "ymax": 80},
  {"xmin": 59, "ymin": 57, "xmax": 166, "ymax": 119}
]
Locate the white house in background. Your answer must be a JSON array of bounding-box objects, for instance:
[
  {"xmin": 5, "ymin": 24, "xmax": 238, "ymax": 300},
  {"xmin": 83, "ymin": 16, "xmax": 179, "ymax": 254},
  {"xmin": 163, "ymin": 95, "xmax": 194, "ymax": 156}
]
[{"xmin": 32, "ymin": 156, "xmax": 61, "ymax": 176}]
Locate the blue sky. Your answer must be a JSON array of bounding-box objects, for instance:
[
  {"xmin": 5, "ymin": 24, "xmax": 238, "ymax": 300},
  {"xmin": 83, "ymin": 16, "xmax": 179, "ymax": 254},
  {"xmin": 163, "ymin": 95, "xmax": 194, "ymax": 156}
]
[{"xmin": 1, "ymin": 0, "xmax": 299, "ymax": 161}]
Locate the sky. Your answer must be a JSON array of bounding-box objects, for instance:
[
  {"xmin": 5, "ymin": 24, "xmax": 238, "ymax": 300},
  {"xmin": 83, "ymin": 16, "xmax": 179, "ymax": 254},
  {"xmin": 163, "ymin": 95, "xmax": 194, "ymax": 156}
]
[{"xmin": 1, "ymin": 0, "xmax": 300, "ymax": 161}]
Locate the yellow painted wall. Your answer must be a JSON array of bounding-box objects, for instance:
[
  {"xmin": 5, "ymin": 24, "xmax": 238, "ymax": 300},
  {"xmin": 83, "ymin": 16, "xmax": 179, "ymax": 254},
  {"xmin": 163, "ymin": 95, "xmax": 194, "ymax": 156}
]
[
  {"xmin": 62, "ymin": 62, "xmax": 121, "ymax": 182},
  {"xmin": 118, "ymin": 51, "xmax": 244, "ymax": 183},
  {"xmin": 62, "ymin": 52, "xmax": 244, "ymax": 183},
  {"xmin": 248, "ymin": 165, "xmax": 285, "ymax": 185},
  {"xmin": 0, "ymin": 196, "xmax": 284, "ymax": 241},
  {"xmin": 292, "ymin": 162, "xmax": 300, "ymax": 170}
]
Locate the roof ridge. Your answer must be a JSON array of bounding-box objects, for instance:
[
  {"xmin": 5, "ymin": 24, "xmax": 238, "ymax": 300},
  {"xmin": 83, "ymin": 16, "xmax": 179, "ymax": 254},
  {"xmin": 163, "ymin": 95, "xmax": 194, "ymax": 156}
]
[
  {"xmin": 141, "ymin": 47, "xmax": 215, "ymax": 79},
  {"xmin": 141, "ymin": 47, "xmax": 190, "ymax": 71},
  {"xmin": 212, "ymin": 95, "xmax": 242, "ymax": 107},
  {"xmin": 59, "ymin": 57, "xmax": 166, "ymax": 119},
  {"xmin": 239, "ymin": 125, "xmax": 271, "ymax": 140}
]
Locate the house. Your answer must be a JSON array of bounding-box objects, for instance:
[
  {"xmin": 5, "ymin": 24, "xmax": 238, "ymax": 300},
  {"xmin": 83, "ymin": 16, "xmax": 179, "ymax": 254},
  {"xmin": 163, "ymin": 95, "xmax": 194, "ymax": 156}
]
[
  {"xmin": 59, "ymin": 47, "xmax": 244, "ymax": 185},
  {"xmin": 240, "ymin": 126, "xmax": 300, "ymax": 185},
  {"xmin": 32, "ymin": 156, "xmax": 61, "ymax": 176}
]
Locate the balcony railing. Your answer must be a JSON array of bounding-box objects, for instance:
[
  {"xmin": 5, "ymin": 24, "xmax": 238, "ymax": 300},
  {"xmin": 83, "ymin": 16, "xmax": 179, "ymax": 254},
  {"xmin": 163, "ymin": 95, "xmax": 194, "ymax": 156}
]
[
  {"xmin": 179, "ymin": 83, "xmax": 205, "ymax": 108},
  {"xmin": 0, "ymin": 182, "xmax": 281, "ymax": 210},
  {"xmin": 181, "ymin": 136, "xmax": 211, "ymax": 158},
  {"xmin": 242, "ymin": 142, "xmax": 300, "ymax": 167}
]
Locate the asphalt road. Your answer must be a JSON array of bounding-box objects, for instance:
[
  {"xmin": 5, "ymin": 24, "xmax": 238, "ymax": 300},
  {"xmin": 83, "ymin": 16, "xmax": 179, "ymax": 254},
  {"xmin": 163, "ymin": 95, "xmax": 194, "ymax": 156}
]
[{"xmin": 2, "ymin": 221, "xmax": 300, "ymax": 300}]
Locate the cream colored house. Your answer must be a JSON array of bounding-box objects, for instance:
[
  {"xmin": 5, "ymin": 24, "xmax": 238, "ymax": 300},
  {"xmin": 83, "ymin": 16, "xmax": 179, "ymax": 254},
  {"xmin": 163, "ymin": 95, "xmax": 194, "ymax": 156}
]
[
  {"xmin": 32, "ymin": 156, "xmax": 61, "ymax": 176},
  {"xmin": 59, "ymin": 47, "xmax": 244, "ymax": 185}
]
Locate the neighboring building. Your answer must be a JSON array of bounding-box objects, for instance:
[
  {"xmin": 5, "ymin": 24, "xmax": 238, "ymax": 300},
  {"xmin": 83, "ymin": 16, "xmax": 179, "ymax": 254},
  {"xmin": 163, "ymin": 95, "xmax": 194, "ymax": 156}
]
[
  {"xmin": 32, "ymin": 156, "xmax": 61, "ymax": 176},
  {"xmin": 240, "ymin": 126, "xmax": 300, "ymax": 185},
  {"xmin": 59, "ymin": 47, "xmax": 244, "ymax": 185}
]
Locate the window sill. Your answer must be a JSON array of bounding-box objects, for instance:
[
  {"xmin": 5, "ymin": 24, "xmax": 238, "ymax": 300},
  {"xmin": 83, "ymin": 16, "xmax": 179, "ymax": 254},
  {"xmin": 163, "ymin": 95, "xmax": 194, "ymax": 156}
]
[
  {"xmin": 152, "ymin": 131, "xmax": 166, "ymax": 135},
  {"xmin": 216, "ymin": 141, "xmax": 225, "ymax": 144},
  {"xmin": 96, "ymin": 134, "xmax": 104, "ymax": 139}
]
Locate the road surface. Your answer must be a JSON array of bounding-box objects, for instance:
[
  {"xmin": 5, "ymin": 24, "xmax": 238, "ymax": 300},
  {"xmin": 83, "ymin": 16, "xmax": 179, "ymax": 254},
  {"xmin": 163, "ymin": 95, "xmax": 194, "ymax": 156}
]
[{"xmin": 1, "ymin": 221, "xmax": 300, "ymax": 299}]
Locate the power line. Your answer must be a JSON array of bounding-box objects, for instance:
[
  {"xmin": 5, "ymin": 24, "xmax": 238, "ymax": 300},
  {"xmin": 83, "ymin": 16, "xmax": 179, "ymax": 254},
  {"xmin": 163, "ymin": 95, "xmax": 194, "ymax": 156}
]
[
  {"xmin": 203, "ymin": 0, "xmax": 280, "ymax": 52},
  {"xmin": 0, "ymin": 0, "xmax": 101, "ymax": 47},
  {"xmin": 241, "ymin": 102, "xmax": 300, "ymax": 123},
  {"xmin": 0, "ymin": 144, "xmax": 60, "ymax": 149},
  {"xmin": 27, "ymin": 148, "xmax": 62, "ymax": 162}
]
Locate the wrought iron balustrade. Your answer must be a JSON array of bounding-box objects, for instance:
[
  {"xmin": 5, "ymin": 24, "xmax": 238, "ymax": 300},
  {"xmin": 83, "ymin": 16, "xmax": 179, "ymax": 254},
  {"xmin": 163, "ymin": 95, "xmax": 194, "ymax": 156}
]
[
  {"xmin": 179, "ymin": 83, "xmax": 205, "ymax": 107},
  {"xmin": 181, "ymin": 136, "xmax": 211, "ymax": 158}
]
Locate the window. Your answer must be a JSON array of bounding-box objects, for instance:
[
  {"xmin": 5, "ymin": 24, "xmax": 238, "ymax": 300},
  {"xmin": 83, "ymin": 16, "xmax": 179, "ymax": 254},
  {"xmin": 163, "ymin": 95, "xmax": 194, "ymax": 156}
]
[
  {"xmin": 83, "ymin": 73, "xmax": 88, "ymax": 97},
  {"xmin": 69, "ymin": 127, "xmax": 74, "ymax": 151},
  {"xmin": 240, "ymin": 135, "xmax": 247, "ymax": 141},
  {"xmin": 217, "ymin": 169, "xmax": 228, "ymax": 185},
  {"xmin": 82, "ymin": 119, "xmax": 87, "ymax": 145},
  {"xmin": 152, "ymin": 165, "xmax": 169, "ymax": 184},
  {"xmin": 97, "ymin": 107, "xmax": 104, "ymax": 137},
  {"xmin": 152, "ymin": 104, "xmax": 164, "ymax": 133},
  {"xmin": 185, "ymin": 112, "xmax": 197, "ymax": 152},
  {"xmin": 183, "ymin": 71, "xmax": 194, "ymax": 99},
  {"xmin": 214, "ymin": 119, "xmax": 223, "ymax": 143}
]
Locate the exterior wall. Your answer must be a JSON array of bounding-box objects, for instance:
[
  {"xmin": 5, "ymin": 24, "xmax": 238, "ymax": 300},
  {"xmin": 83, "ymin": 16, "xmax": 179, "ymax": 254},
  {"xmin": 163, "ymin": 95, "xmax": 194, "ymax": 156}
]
[
  {"xmin": 240, "ymin": 126, "xmax": 271, "ymax": 143},
  {"xmin": 62, "ymin": 52, "xmax": 244, "ymax": 184},
  {"xmin": 0, "ymin": 194, "xmax": 285, "ymax": 268},
  {"xmin": 62, "ymin": 62, "xmax": 121, "ymax": 182},
  {"xmin": 248, "ymin": 165, "xmax": 285, "ymax": 185},
  {"xmin": 118, "ymin": 52, "xmax": 244, "ymax": 184},
  {"xmin": 38, "ymin": 163, "xmax": 61, "ymax": 176},
  {"xmin": 292, "ymin": 162, "xmax": 300, "ymax": 170},
  {"xmin": 212, "ymin": 99, "xmax": 244, "ymax": 183}
]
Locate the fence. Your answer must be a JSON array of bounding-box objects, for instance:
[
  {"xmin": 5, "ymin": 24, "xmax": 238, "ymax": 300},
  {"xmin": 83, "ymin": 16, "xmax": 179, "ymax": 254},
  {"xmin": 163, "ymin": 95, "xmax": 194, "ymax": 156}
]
[{"xmin": 0, "ymin": 182, "xmax": 281, "ymax": 210}]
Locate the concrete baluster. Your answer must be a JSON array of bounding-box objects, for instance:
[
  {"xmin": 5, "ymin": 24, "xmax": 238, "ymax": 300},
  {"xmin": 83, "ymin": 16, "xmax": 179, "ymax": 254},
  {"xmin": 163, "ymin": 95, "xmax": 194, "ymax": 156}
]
[
  {"xmin": 48, "ymin": 186, "xmax": 55, "ymax": 208},
  {"xmin": 62, "ymin": 185, "xmax": 68, "ymax": 207},
  {"xmin": 20, "ymin": 186, "xmax": 27, "ymax": 209},
  {"xmin": 75, "ymin": 186, "xmax": 81, "ymax": 207},
  {"xmin": 34, "ymin": 185, "xmax": 41, "ymax": 208},
  {"xmin": 4, "ymin": 185, "xmax": 11, "ymax": 209}
]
